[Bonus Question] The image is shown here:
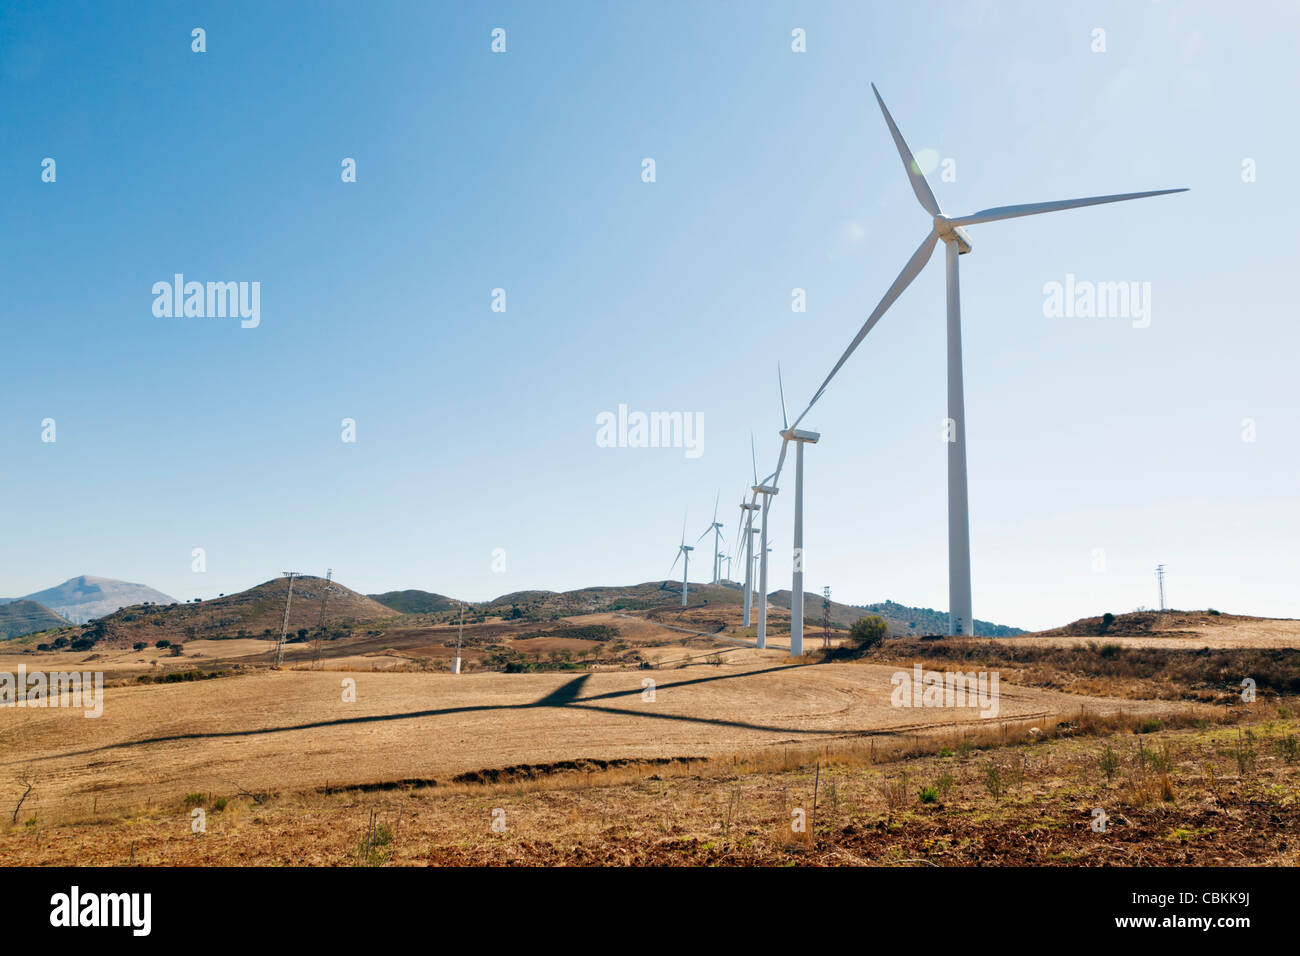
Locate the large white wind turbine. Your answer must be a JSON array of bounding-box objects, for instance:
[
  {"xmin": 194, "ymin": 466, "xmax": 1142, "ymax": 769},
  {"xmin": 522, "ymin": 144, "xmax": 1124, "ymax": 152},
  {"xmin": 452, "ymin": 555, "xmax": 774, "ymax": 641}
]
[
  {"xmin": 786, "ymin": 83, "xmax": 1186, "ymax": 636},
  {"xmin": 773, "ymin": 367, "xmax": 819, "ymax": 657},
  {"xmin": 695, "ymin": 492, "xmax": 726, "ymax": 584},
  {"xmin": 669, "ymin": 513, "xmax": 694, "ymax": 608}
]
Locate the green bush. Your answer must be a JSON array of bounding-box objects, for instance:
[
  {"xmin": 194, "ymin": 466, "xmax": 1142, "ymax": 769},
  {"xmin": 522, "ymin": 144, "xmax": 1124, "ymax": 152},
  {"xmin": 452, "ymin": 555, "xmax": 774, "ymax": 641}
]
[{"xmin": 849, "ymin": 615, "xmax": 888, "ymax": 649}]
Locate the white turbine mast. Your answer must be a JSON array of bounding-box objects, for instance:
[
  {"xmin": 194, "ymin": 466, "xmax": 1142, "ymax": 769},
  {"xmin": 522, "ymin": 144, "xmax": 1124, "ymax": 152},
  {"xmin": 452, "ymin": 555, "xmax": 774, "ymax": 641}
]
[
  {"xmin": 734, "ymin": 436, "xmax": 764, "ymax": 626},
  {"xmin": 771, "ymin": 364, "xmax": 819, "ymax": 657},
  {"xmin": 783, "ymin": 83, "xmax": 1186, "ymax": 636}
]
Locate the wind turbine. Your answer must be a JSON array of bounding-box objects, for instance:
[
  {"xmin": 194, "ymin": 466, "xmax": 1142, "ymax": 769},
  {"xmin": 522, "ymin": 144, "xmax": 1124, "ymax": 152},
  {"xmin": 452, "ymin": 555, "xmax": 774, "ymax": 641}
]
[
  {"xmin": 786, "ymin": 82, "xmax": 1186, "ymax": 636},
  {"xmin": 740, "ymin": 434, "xmax": 779, "ymax": 646},
  {"xmin": 774, "ymin": 367, "xmax": 820, "ymax": 657},
  {"xmin": 734, "ymin": 441, "xmax": 763, "ymax": 626},
  {"xmin": 669, "ymin": 513, "xmax": 694, "ymax": 608},
  {"xmin": 752, "ymin": 470, "xmax": 778, "ymax": 650},
  {"xmin": 696, "ymin": 491, "xmax": 726, "ymax": 584}
]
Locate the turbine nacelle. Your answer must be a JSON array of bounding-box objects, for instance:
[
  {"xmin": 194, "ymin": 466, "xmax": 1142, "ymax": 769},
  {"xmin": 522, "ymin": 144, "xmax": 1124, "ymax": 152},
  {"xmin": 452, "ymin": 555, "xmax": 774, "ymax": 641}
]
[
  {"xmin": 752, "ymin": 484, "xmax": 779, "ymax": 497},
  {"xmin": 933, "ymin": 216, "xmax": 973, "ymax": 254},
  {"xmin": 779, "ymin": 427, "xmax": 821, "ymax": 444}
]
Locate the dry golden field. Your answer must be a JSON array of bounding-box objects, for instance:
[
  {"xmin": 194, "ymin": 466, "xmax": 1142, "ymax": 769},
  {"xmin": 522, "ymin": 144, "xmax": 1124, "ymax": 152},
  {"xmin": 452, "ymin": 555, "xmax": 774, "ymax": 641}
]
[{"xmin": 1, "ymin": 606, "xmax": 1296, "ymax": 865}]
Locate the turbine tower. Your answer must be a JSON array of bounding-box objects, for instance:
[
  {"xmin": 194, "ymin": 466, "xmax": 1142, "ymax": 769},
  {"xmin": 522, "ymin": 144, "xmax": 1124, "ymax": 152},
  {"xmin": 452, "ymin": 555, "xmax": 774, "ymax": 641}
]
[
  {"xmin": 781, "ymin": 373, "xmax": 820, "ymax": 657},
  {"xmin": 785, "ymin": 83, "xmax": 1186, "ymax": 636},
  {"xmin": 766, "ymin": 365, "xmax": 821, "ymax": 657},
  {"xmin": 669, "ymin": 513, "xmax": 694, "ymax": 608},
  {"xmin": 752, "ymin": 481, "xmax": 778, "ymax": 649},
  {"xmin": 734, "ymin": 436, "xmax": 766, "ymax": 627}
]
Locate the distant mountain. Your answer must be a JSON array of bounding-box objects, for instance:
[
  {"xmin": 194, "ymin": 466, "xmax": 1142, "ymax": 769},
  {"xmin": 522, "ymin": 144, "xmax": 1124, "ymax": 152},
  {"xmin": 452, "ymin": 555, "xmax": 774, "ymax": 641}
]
[
  {"xmin": 0, "ymin": 600, "xmax": 70, "ymax": 639},
  {"xmin": 768, "ymin": 592, "xmax": 1026, "ymax": 637},
  {"xmin": 3, "ymin": 576, "xmax": 176, "ymax": 625},
  {"xmin": 368, "ymin": 589, "xmax": 460, "ymax": 614}
]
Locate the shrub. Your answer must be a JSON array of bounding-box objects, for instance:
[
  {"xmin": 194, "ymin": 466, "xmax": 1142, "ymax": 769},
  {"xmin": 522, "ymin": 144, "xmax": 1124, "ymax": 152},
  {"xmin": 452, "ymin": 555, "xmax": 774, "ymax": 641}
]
[
  {"xmin": 1100, "ymin": 744, "xmax": 1120, "ymax": 782},
  {"xmin": 155, "ymin": 639, "xmax": 171, "ymax": 649},
  {"xmin": 849, "ymin": 615, "xmax": 888, "ymax": 649},
  {"xmin": 918, "ymin": 785, "xmax": 940, "ymax": 804},
  {"xmin": 983, "ymin": 761, "xmax": 1003, "ymax": 802},
  {"xmin": 133, "ymin": 642, "xmax": 147, "ymax": 651}
]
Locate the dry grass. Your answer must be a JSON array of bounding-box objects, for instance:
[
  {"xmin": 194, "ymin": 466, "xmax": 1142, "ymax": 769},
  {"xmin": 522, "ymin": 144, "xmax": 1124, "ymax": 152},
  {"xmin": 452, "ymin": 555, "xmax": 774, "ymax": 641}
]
[{"xmin": 3, "ymin": 703, "xmax": 1294, "ymax": 866}]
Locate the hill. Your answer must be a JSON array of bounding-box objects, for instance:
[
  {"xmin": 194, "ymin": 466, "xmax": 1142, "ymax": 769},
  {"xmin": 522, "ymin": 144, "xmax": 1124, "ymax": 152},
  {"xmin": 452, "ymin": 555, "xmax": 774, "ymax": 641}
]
[
  {"xmin": 3, "ymin": 575, "xmax": 176, "ymax": 625},
  {"xmin": 41, "ymin": 575, "xmax": 398, "ymax": 650},
  {"xmin": 0, "ymin": 600, "xmax": 70, "ymax": 639},
  {"xmin": 1034, "ymin": 609, "xmax": 1265, "ymax": 639},
  {"xmin": 369, "ymin": 589, "xmax": 461, "ymax": 615}
]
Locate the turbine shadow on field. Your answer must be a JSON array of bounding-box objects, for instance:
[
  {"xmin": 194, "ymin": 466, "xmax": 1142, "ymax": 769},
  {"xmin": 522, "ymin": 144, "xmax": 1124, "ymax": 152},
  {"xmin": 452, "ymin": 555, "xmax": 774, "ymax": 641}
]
[{"xmin": 7, "ymin": 663, "xmax": 855, "ymax": 766}]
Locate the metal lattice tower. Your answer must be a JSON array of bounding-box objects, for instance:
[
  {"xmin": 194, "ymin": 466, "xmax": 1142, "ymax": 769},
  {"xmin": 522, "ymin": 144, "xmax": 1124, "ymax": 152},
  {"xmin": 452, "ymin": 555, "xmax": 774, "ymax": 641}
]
[
  {"xmin": 822, "ymin": 586, "xmax": 832, "ymax": 648},
  {"xmin": 273, "ymin": 571, "xmax": 300, "ymax": 668},
  {"xmin": 312, "ymin": 569, "xmax": 333, "ymax": 669},
  {"xmin": 1156, "ymin": 564, "xmax": 1167, "ymax": 613}
]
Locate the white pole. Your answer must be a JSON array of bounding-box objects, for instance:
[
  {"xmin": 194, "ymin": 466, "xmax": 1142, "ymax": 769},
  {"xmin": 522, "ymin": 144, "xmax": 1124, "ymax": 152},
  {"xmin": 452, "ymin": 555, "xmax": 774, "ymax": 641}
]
[
  {"xmin": 757, "ymin": 497, "xmax": 770, "ymax": 649},
  {"xmin": 743, "ymin": 515, "xmax": 754, "ymax": 625},
  {"xmin": 945, "ymin": 241, "xmax": 974, "ymax": 636},
  {"xmin": 682, "ymin": 550, "xmax": 689, "ymax": 608},
  {"xmin": 791, "ymin": 441, "xmax": 805, "ymax": 657}
]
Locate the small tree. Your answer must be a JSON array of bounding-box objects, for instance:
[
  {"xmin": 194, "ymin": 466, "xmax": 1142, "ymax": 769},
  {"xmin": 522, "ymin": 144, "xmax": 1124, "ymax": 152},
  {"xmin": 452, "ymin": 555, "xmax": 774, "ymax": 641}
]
[
  {"xmin": 133, "ymin": 642, "xmax": 147, "ymax": 651},
  {"xmin": 155, "ymin": 639, "xmax": 171, "ymax": 649},
  {"xmin": 849, "ymin": 615, "xmax": 888, "ymax": 649}
]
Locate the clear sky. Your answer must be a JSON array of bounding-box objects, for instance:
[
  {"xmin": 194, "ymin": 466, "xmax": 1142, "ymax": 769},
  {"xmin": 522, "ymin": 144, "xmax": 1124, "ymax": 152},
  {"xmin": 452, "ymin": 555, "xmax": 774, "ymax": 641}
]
[{"xmin": 3, "ymin": 1, "xmax": 1297, "ymax": 630}]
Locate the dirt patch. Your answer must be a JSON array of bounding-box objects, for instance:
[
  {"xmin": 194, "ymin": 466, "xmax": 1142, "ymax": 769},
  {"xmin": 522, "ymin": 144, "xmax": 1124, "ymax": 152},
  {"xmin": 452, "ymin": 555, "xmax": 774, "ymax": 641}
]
[{"xmin": 452, "ymin": 756, "xmax": 706, "ymax": 785}]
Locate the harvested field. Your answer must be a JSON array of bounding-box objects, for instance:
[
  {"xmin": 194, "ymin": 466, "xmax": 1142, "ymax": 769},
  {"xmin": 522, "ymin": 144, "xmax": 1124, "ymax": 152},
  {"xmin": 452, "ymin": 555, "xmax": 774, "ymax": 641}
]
[{"xmin": 0, "ymin": 652, "xmax": 1181, "ymax": 820}]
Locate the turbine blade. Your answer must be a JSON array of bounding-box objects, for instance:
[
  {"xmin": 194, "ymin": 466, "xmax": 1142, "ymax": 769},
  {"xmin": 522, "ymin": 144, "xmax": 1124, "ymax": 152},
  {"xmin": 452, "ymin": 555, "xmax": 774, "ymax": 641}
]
[
  {"xmin": 771, "ymin": 436, "xmax": 791, "ymax": 489},
  {"xmin": 695, "ymin": 524, "xmax": 713, "ymax": 544},
  {"xmin": 948, "ymin": 188, "xmax": 1187, "ymax": 227},
  {"xmin": 750, "ymin": 433, "xmax": 758, "ymax": 485},
  {"xmin": 792, "ymin": 229, "xmax": 939, "ymax": 429},
  {"xmin": 778, "ymin": 363, "xmax": 788, "ymax": 431},
  {"xmin": 670, "ymin": 549, "xmax": 682, "ymax": 574},
  {"xmin": 872, "ymin": 83, "xmax": 941, "ymax": 217},
  {"xmin": 712, "ymin": 489, "xmax": 719, "ymax": 525}
]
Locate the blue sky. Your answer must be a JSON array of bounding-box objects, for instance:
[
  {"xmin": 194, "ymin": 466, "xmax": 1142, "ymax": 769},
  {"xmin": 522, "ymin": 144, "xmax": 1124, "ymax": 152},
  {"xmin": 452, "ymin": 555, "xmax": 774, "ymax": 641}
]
[{"xmin": 2, "ymin": 1, "xmax": 1297, "ymax": 630}]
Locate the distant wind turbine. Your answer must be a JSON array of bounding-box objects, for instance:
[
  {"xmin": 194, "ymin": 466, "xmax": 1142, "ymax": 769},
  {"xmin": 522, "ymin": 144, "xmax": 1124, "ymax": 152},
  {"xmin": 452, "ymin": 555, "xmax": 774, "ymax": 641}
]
[
  {"xmin": 786, "ymin": 83, "xmax": 1187, "ymax": 635},
  {"xmin": 669, "ymin": 512, "xmax": 694, "ymax": 608},
  {"xmin": 734, "ymin": 438, "xmax": 763, "ymax": 626},
  {"xmin": 695, "ymin": 491, "xmax": 726, "ymax": 584}
]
